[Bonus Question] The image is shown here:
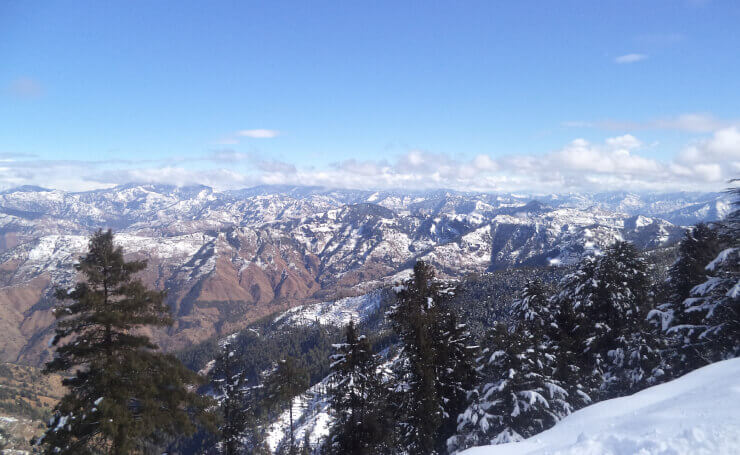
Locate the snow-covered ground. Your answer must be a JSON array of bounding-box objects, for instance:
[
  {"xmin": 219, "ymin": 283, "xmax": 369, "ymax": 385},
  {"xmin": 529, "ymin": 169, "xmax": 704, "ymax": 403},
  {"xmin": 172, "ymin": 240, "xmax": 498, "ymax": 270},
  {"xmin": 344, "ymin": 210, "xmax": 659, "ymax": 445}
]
[
  {"xmin": 264, "ymin": 380, "xmax": 332, "ymax": 451},
  {"xmin": 273, "ymin": 291, "xmax": 383, "ymax": 327},
  {"xmin": 462, "ymin": 357, "xmax": 740, "ymax": 455}
]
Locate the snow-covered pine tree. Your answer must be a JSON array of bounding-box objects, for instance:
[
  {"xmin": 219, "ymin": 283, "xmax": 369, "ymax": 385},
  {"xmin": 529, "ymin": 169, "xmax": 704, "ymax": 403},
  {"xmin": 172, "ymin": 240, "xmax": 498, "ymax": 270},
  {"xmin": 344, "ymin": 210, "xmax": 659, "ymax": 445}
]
[
  {"xmin": 39, "ymin": 229, "xmax": 215, "ymax": 455},
  {"xmin": 511, "ymin": 280, "xmax": 572, "ymax": 421},
  {"xmin": 389, "ymin": 261, "xmax": 444, "ymax": 455},
  {"xmin": 511, "ymin": 279, "xmax": 558, "ymax": 343},
  {"xmin": 667, "ymin": 224, "xmax": 722, "ymax": 307},
  {"xmin": 326, "ymin": 321, "xmax": 388, "ymax": 455},
  {"xmin": 669, "ymin": 185, "xmax": 739, "ymax": 362},
  {"xmin": 508, "ymin": 275, "xmax": 594, "ymax": 415},
  {"xmin": 449, "ymin": 322, "xmax": 569, "ymax": 453},
  {"xmin": 554, "ymin": 241, "xmax": 661, "ymax": 400},
  {"xmin": 649, "ymin": 223, "xmax": 722, "ymax": 375},
  {"xmin": 264, "ymin": 356, "xmax": 309, "ymax": 452},
  {"xmin": 389, "ymin": 261, "xmax": 474, "ymax": 455},
  {"xmin": 212, "ymin": 342, "xmax": 254, "ymax": 455},
  {"xmin": 434, "ymin": 311, "xmax": 478, "ymax": 454}
]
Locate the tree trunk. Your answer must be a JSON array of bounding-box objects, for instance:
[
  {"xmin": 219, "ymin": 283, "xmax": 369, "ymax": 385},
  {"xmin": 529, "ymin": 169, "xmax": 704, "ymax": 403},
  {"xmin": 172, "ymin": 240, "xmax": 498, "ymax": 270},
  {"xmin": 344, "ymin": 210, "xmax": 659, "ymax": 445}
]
[{"xmin": 289, "ymin": 398, "xmax": 294, "ymax": 449}]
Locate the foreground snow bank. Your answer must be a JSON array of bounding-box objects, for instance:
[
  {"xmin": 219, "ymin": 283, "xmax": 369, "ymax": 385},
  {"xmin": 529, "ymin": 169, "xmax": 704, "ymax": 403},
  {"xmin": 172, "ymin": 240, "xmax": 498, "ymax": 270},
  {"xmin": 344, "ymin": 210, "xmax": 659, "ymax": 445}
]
[{"xmin": 462, "ymin": 357, "xmax": 740, "ymax": 455}]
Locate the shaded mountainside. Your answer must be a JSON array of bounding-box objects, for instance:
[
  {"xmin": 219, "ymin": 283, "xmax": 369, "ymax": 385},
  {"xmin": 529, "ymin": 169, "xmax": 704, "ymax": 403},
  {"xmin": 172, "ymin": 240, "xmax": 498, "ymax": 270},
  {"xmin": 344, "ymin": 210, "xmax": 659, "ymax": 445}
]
[{"xmin": 0, "ymin": 184, "xmax": 720, "ymax": 365}]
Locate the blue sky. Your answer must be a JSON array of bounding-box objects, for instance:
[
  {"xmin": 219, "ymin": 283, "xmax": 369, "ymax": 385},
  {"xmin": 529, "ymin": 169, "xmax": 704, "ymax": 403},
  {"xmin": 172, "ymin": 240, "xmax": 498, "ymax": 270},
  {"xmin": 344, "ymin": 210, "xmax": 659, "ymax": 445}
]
[{"xmin": 1, "ymin": 0, "xmax": 739, "ymax": 192}]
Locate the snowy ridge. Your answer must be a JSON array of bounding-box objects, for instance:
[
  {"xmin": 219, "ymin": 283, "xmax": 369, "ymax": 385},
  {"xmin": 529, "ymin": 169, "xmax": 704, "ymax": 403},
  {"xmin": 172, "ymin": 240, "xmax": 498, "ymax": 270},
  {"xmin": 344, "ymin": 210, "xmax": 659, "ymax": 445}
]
[
  {"xmin": 0, "ymin": 184, "xmax": 725, "ymax": 365},
  {"xmin": 273, "ymin": 291, "xmax": 383, "ymax": 327},
  {"xmin": 0, "ymin": 232, "xmax": 213, "ymax": 285},
  {"xmin": 461, "ymin": 357, "xmax": 740, "ymax": 455}
]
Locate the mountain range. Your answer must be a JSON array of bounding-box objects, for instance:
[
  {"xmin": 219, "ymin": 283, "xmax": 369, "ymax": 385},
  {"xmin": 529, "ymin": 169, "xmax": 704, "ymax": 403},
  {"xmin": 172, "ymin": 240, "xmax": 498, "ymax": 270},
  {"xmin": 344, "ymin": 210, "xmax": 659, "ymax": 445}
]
[{"xmin": 0, "ymin": 184, "xmax": 730, "ymax": 366}]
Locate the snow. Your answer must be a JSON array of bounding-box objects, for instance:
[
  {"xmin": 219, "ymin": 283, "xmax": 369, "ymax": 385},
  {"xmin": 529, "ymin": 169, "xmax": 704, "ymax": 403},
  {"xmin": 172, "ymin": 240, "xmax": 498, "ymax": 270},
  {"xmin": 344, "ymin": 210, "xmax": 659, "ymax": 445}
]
[
  {"xmin": 461, "ymin": 357, "xmax": 740, "ymax": 455},
  {"xmin": 705, "ymin": 248, "xmax": 736, "ymax": 272},
  {"xmin": 274, "ymin": 291, "xmax": 382, "ymax": 327},
  {"xmin": 264, "ymin": 380, "xmax": 332, "ymax": 451}
]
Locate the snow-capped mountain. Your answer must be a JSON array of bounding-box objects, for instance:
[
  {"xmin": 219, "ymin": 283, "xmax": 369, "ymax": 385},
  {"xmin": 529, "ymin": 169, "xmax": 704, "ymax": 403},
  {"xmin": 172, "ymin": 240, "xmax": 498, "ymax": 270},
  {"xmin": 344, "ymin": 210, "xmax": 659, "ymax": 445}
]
[{"xmin": 0, "ymin": 184, "xmax": 724, "ymax": 365}]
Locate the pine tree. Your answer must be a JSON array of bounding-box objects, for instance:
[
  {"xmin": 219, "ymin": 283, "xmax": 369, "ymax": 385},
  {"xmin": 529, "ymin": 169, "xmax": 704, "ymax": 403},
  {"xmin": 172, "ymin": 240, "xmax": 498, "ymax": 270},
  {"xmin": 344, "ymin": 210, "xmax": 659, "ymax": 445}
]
[
  {"xmin": 548, "ymin": 286, "xmax": 592, "ymax": 411},
  {"xmin": 389, "ymin": 261, "xmax": 477, "ymax": 455},
  {"xmin": 449, "ymin": 323, "xmax": 569, "ymax": 453},
  {"xmin": 511, "ymin": 279, "xmax": 574, "ymax": 417},
  {"xmin": 326, "ymin": 321, "xmax": 388, "ymax": 455},
  {"xmin": 265, "ymin": 356, "xmax": 309, "ymax": 451},
  {"xmin": 434, "ymin": 312, "xmax": 478, "ymax": 454},
  {"xmin": 388, "ymin": 262, "xmax": 444, "ymax": 454},
  {"xmin": 667, "ymin": 224, "xmax": 722, "ymax": 306},
  {"xmin": 649, "ymin": 224, "xmax": 722, "ymax": 374},
  {"xmin": 299, "ymin": 432, "xmax": 312, "ymax": 455},
  {"xmin": 554, "ymin": 241, "xmax": 661, "ymax": 400},
  {"xmin": 669, "ymin": 185, "xmax": 739, "ymax": 362},
  {"xmin": 213, "ymin": 342, "xmax": 254, "ymax": 455},
  {"xmin": 38, "ymin": 229, "xmax": 215, "ymax": 455}
]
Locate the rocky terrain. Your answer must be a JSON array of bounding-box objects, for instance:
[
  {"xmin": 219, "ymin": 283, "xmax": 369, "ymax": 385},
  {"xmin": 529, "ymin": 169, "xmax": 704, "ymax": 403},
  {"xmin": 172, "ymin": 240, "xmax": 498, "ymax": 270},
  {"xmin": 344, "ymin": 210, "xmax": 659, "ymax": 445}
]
[
  {"xmin": 0, "ymin": 362, "xmax": 64, "ymax": 452},
  {"xmin": 0, "ymin": 184, "xmax": 728, "ymax": 366}
]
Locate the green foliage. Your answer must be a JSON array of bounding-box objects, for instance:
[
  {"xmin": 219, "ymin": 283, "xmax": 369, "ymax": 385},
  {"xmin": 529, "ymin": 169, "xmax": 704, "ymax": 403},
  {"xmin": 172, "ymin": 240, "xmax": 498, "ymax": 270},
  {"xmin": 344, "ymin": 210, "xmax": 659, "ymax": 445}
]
[
  {"xmin": 326, "ymin": 321, "xmax": 391, "ymax": 455},
  {"xmin": 664, "ymin": 185, "xmax": 740, "ymax": 366},
  {"xmin": 212, "ymin": 342, "xmax": 261, "ymax": 455},
  {"xmin": 39, "ymin": 229, "xmax": 216, "ymax": 455},
  {"xmin": 650, "ymin": 224, "xmax": 722, "ymax": 375},
  {"xmin": 450, "ymin": 267, "xmax": 567, "ymax": 335},
  {"xmin": 451, "ymin": 323, "xmax": 569, "ymax": 452},
  {"xmin": 264, "ymin": 356, "xmax": 309, "ymax": 449},
  {"xmin": 389, "ymin": 261, "xmax": 478, "ymax": 455},
  {"xmin": 551, "ymin": 241, "xmax": 661, "ymax": 400}
]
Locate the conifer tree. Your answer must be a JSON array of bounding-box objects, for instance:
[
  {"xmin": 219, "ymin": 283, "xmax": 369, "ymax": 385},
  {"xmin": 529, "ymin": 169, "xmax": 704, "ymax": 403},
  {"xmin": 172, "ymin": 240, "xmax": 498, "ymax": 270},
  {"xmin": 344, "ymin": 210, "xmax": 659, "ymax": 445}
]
[
  {"xmin": 449, "ymin": 323, "xmax": 569, "ymax": 453},
  {"xmin": 667, "ymin": 224, "xmax": 722, "ymax": 306},
  {"xmin": 213, "ymin": 342, "xmax": 254, "ymax": 455},
  {"xmin": 389, "ymin": 262, "xmax": 443, "ymax": 455},
  {"xmin": 434, "ymin": 312, "xmax": 478, "ymax": 454},
  {"xmin": 389, "ymin": 261, "xmax": 477, "ymax": 455},
  {"xmin": 546, "ymin": 285, "xmax": 592, "ymax": 411},
  {"xmin": 512, "ymin": 280, "xmax": 554, "ymax": 337},
  {"xmin": 554, "ymin": 241, "xmax": 660, "ymax": 400},
  {"xmin": 39, "ymin": 229, "xmax": 214, "ymax": 455},
  {"xmin": 326, "ymin": 321, "xmax": 388, "ymax": 455},
  {"xmin": 669, "ymin": 185, "xmax": 739, "ymax": 362},
  {"xmin": 511, "ymin": 279, "xmax": 575, "ymax": 412},
  {"xmin": 299, "ymin": 432, "xmax": 312, "ymax": 455},
  {"xmin": 649, "ymin": 224, "xmax": 722, "ymax": 374},
  {"xmin": 265, "ymin": 356, "xmax": 309, "ymax": 452}
]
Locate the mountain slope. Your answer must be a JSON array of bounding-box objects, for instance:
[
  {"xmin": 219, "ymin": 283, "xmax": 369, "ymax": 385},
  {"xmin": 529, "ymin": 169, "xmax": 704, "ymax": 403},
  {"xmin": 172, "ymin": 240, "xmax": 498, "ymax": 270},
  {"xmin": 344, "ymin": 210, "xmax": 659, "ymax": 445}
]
[{"xmin": 0, "ymin": 185, "xmax": 719, "ymax": 365}]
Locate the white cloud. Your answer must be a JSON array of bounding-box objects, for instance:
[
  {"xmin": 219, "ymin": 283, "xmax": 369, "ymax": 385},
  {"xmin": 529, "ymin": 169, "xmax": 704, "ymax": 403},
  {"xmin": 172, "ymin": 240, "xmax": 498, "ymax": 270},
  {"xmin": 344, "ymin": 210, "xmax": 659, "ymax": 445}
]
[
  {"xmin": 237, "ymin": 129, "xmax": 280, "ymax": 139},
  {"xmin": 678, "ymin": 127, "xmax": 740, "ymax": 163},
  {"xmin": 606, "ymin": 134, "xmax": 642, "ymax": 150},
  {"xmin": 551, "ymin": 136, "xmax": 661, "ymax": 175},
  {"xmin": 472, "ymin": 154, "xmax": 498, "ymax": 171},
  {"xmin": 213, "ymin": 128, "xmax": 281, "ymax": 145},
  {"xmin": 614, "ymin": 53, "xmax": 648, "ymax": 64},
  {"xmin": 2, "ymin": 130, "xmax": 738, "ymax": 193}
]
